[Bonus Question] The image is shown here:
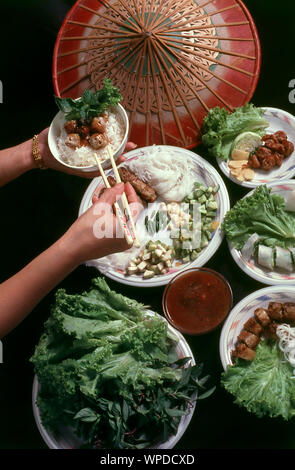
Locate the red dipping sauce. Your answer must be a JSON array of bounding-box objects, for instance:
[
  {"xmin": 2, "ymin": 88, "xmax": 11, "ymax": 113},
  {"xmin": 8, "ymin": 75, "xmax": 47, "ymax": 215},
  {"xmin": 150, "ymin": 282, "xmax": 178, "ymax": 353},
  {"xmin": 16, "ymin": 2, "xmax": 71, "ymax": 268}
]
[{"xmin": 162, "ymin": 268, "xmax": 233, "ymax": 335}]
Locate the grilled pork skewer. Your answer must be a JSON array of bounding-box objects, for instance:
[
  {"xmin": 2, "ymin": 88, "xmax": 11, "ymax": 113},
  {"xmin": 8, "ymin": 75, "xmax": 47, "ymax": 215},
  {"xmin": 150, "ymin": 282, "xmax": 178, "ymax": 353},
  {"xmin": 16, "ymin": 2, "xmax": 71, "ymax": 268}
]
[{"xmin": 232, "ymin": 302, "xmax": 295, "ymax": 362}]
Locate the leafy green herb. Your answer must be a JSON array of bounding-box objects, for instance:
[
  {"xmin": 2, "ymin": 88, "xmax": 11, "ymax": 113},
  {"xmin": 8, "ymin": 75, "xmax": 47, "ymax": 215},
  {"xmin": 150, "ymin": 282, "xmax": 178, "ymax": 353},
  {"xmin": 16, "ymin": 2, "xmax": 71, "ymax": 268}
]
[
  {"xmin": 31, "ymin": 278, "xmax": 214, "ymax": 449},
  {"xmin": 55, "ymin": 79, "xmax": 122, "ymax": 123},
  {"xmin": 222, "ymin": 185, "xmax": 295, "ymax": 250},
  {"xmin": 221, "ymin": 340, "xmax": 295, "ymax": 420},
  {"xmin": 145, "ymin": 209, "xmax": 170, "ymax": 236},
  {"xmin": 202, "ymin": 104, "xmax": 269, "ymax": 161}
]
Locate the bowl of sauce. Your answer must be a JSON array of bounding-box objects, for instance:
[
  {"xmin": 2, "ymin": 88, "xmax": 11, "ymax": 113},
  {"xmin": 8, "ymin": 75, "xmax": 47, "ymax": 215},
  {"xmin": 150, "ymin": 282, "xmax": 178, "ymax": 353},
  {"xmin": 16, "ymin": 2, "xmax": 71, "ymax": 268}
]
[{"xmin": 162, "ymin": 268, "xmax": 233, "ymax": 335}]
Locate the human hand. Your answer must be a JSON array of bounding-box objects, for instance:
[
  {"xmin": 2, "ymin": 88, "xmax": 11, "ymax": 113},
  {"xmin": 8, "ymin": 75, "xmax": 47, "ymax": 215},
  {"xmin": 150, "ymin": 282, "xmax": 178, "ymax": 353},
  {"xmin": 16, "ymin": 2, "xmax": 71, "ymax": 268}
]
[
  {"xmin": 63, "ymin": 182, "xmax": 143, "ymax": 264},
  {"xmin": 36, "ymin": 128, "xmax": 137, "ymax": 178}
]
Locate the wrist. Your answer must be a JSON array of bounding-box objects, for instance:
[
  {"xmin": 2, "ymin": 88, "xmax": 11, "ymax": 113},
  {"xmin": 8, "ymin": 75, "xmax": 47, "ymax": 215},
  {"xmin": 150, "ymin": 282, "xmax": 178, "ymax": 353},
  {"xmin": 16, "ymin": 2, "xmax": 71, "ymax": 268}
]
[
  {"xmin": 20, "ymin": 139, "xmax": 37, "ymax": 171},
  {"xmin": 57, "ymin": 229, "xmax": 86, "ymax": 268}
]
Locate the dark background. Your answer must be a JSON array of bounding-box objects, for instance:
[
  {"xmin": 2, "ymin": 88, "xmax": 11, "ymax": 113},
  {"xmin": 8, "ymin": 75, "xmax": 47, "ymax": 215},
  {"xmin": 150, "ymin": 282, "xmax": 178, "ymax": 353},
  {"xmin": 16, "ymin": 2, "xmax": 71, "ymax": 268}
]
[{"xmin": 0, "ymin": 0, "xmax": 295, "ymax": 451}]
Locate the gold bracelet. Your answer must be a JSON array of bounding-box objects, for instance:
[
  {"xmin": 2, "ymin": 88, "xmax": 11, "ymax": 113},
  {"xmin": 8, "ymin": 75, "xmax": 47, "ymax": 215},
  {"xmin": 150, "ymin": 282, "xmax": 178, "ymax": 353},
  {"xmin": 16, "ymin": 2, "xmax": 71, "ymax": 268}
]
[{"xmin": 32, "ymin": 134, "xmax": 47, "ymax": 170}]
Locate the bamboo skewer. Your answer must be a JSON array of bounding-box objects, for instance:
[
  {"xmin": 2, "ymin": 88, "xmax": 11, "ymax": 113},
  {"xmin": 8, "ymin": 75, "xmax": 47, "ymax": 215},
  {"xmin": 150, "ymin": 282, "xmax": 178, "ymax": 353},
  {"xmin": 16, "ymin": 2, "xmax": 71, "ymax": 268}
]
[
  {"xmin": 93, "ymin": 154, "xmax": 134, "ymax": 247},
  {"xmin": 106, "ymin": 146, "xmax": 140, "ymax": 248}
]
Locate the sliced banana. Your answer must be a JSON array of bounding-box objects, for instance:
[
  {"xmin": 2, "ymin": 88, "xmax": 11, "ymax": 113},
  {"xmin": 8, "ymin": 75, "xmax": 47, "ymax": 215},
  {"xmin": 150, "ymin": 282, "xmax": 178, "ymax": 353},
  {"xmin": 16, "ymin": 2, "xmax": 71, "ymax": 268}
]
[{"xmin": 231, "ymin": 149, "xmax": 250, "ymax": 161}]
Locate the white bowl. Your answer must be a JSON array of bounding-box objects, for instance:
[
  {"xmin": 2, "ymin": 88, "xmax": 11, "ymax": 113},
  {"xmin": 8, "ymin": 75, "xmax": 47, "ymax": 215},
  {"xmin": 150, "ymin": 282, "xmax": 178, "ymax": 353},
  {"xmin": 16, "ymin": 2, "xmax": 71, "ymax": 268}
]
[
  {"xmin": 228, "ymin": 180, "xmax": 295, "ymax": 286},
  {"xmin": 48, "ymin": 103, "xmax": 129, "ymax": 172},
  {"xmin": 217, "ymin": 107, "xmax": 295, "ymax": 188},
  {"xmin": 219, "ymin": 286, "xmax": 295, "ymax": 370},
  {"xmin": 78, "ymin": 145, "xmax": 230, "ymax": 287},
  {"xmin": 32, "ymin": 311, "xmax": 196, "ymax": 450}
]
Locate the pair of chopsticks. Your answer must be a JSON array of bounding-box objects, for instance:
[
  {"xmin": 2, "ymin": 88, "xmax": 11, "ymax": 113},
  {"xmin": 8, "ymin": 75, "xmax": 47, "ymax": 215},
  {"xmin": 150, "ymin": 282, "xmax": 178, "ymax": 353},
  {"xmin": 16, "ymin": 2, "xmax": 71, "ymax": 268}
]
[{"xmin": 93, "ymin": 146, "xmax": 140, "ymax": 247}]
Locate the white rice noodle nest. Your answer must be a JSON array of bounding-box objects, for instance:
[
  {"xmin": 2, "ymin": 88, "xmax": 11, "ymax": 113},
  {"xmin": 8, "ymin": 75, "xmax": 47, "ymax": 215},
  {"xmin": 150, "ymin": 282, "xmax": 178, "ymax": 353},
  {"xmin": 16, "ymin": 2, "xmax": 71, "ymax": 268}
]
[
  {"xmin": 127, "ymin": 146, "xmax": 195, "ymax": 202},
  {"xmin": 56, "ymin": 109, "xmax": 125, "ymax": 167},
  {"xmin": 276, "ymin": 324, "xmax": 295, "ymax": 377}
]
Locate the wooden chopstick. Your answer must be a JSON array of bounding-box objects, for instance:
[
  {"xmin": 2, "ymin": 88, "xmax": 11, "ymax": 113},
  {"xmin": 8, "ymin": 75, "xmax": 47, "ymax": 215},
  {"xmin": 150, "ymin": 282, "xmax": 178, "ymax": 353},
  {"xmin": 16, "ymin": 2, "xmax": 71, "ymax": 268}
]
[
  {"xmin": 106, "ymin": 145, "xmax": 140, "ymax": 247},
  {"xmin": 93, "ymin": 154, "xmax": 134, "ymax": 246}
]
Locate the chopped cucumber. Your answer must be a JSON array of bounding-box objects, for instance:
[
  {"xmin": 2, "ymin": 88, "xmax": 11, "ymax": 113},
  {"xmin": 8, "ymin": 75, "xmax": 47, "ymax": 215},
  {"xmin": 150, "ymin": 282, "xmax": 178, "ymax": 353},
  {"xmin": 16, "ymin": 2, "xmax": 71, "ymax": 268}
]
[{"xmin": 143, "ymin": 270, "xmax": 156, "ymax": 279}]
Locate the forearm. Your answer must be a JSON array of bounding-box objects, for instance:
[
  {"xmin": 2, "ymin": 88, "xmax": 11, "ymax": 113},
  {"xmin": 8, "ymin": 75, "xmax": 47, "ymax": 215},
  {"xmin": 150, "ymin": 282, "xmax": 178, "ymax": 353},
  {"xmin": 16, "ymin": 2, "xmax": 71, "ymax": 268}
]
[
  {"xmin": 0, "ymin": 139, "xmax": 36, "ymax": 186},
  {"xmin": 0, "ymin": 235, "xmax": 79, "ymax": 338}
]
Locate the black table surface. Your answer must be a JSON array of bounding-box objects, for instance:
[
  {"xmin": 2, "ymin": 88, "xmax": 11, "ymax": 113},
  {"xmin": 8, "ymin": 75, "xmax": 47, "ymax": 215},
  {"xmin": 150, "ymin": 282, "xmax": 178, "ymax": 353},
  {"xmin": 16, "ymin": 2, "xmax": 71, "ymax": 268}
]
[{"xmin": 1, "ymin": 0, "xmax": 295, "ymax": 451}]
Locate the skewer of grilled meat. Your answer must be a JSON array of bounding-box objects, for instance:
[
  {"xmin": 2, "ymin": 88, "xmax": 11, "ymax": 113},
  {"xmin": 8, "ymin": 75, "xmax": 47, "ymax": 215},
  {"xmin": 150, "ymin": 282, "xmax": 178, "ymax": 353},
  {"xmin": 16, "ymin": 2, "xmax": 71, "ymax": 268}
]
[
  {"xmin": 232, "ymin": 302, "xmax": 295, "ymax": 361},
  {"xmin": 108, "ymin": 168, "xmax": 157, "ymax": 203},
  {"xmin": 232, "ymin": 307, "xmax": 271, "ymax": 361}
]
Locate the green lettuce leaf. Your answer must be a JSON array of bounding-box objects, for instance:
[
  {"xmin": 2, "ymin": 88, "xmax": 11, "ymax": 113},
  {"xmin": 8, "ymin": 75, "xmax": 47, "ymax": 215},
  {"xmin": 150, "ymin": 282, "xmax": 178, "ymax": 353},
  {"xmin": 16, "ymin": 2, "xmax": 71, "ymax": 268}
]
[
  {"xmin": 31, "ymin": 277, "xmax": 215, "ymax": 449},
  {"xmin": 202, "ymin": 104, "xmax": 269, "ymax": 160},
  {"xmin": 222, "ymin": 185, "xmax": 295, "ymax": 250},
  {"xmin": 221, "ymin": 340, "xmax": 295, "ymax": 420}
]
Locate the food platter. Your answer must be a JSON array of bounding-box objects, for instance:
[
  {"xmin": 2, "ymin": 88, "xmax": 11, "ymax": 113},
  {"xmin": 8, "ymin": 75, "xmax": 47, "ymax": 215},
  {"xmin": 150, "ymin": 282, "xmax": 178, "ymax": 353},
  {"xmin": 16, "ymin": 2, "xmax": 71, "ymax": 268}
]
[
  {"xmin": 79, "ymin": 145, "xmax": 230, "ymax": 287},
  {"xmin": 219, "ymin": 285, "xmax": 295, "ymax": 370},
  {"xmin": 228, "ymin": 180, "xmax": 295, "ymax": 285},
  {"xmin": 217, "ymin": 107, "xmax": 295, "ymax": 188},
  {"xmin": 32, "ymin": 310, "xmax": 196, "ymax": 450}
]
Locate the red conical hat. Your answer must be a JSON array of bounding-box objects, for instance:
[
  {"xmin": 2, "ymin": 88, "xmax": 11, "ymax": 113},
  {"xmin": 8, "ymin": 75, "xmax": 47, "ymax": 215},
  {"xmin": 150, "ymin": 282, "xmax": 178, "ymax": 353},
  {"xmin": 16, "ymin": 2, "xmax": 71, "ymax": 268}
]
[{"xmin": 53, "ymin": 0, "xmax": 261, "ymax": 148}]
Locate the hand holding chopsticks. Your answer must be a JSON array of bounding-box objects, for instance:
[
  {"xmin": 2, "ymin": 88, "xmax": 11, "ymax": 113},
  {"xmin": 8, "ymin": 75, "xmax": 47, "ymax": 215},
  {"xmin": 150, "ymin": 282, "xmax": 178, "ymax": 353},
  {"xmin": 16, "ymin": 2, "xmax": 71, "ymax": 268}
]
[
  {"xmin": 93, "ymin": 154, "xmax": 134, "ymax": 246},
  {"xmin": 106, "ymin": 145, "xmax": 140, "ymax": 247}
]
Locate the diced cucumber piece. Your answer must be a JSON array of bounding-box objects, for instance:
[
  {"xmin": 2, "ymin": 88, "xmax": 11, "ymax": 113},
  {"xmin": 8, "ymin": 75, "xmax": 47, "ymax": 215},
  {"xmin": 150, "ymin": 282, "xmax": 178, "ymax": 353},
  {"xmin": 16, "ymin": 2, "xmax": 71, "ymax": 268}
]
[
  {"xmin": 201, "ymin": 234, "xmax": 209, "ymax": 248},
  {"xmin": 205, "ymin": 229, "xmax": 212, "ymax": 240},
  {"xmin": 190, "ymin": 250, "xmax": 199, "ymax": 261},
  {"xmin": 207, "ymin": 201, "xmax": 218, "ymax": 210},
  {"xmin": 194, "ymin": 189, "xmax": 204, "ymax": 198},
  {"xmin": 148, "ymin": 265, "xmax": 158, "ymax": 273},
  {"xmin": 206, "ymin": 211, "xmax": 217, "ymax": 218},
  {"xmin": 143, "ymin": 270, "xmax": 156, "ymax": 279},
  {"xmin": 142, "ymin": 252, "xmax": 151, "ymax": 261},
  {"xmin": 137, "ymin": 261, "xmax": 148, "ymax": 272},
  {"xmin": 198, "ymin": 194, "xmax": 207, "ymax": 204},
  {"xmin": 127, "ymin": 266, "xmax": 138, "ymax": 275},
  {"xmin": 157, "ymin": 262, "xmax": 165, "ymax": 272},
  {"xmin": 213, "ymin": 184, "xmax": 220, "ymax": 194}
]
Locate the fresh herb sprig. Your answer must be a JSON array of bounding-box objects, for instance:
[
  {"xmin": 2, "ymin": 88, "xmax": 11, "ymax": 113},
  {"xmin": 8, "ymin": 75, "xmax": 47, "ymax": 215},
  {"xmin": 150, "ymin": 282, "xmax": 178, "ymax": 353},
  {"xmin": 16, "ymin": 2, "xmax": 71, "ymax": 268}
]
[{"xmin": 55, "ymin": 79, "xmax": 122, "ymax": 123}]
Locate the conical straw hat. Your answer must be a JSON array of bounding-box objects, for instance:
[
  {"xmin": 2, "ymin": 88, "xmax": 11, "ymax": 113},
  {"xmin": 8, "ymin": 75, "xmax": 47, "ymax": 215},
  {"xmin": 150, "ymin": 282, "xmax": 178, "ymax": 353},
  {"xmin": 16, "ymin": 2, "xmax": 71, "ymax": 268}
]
[{"xmin": 53, "ymin": 0, "xmax": 261, "ymax": 148}]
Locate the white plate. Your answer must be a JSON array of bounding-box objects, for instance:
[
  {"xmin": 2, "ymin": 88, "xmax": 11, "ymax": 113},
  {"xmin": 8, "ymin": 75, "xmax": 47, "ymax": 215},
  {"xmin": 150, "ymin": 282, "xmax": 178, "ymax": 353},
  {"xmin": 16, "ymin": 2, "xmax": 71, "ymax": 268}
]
[
  {"xmin": 217, "ymin": 107, "xmax": 295, "ymax": 188},
  {"xmin": 219, "ymin": 286, "xmax": 295, "ymax": 370},
  {"xmin": 79, "ymin": 145, "xmax": 230, "ymax": 287},
  {"xmin": 229, "ymin": 180, "xmax": 295, "ymax": 286},
  {"xmin": 32, "ymin": 311, "xmax": 196, "ymax": 450}
]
